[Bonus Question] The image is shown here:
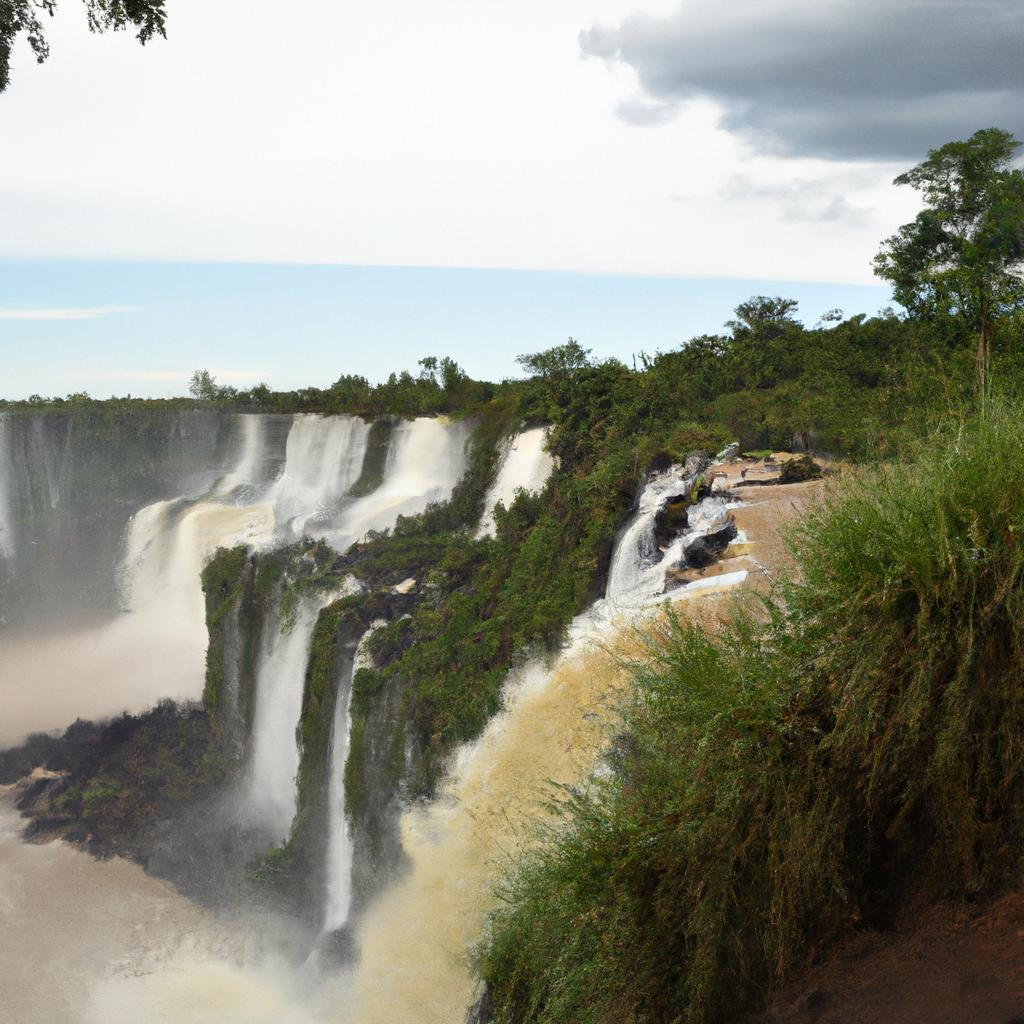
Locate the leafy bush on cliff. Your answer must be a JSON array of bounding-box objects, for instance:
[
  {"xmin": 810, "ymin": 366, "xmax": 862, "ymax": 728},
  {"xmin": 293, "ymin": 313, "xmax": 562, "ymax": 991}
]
[{"xmin": 479, "ymin": 401, "xmax": 1024, "ymax": 1024}]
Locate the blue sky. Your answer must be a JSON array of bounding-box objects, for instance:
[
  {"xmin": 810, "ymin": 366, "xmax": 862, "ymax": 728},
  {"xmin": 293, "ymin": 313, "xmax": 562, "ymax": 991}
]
[{"xmin": 0, "ymin": 262, "xmax": 894, "ymax": 399}]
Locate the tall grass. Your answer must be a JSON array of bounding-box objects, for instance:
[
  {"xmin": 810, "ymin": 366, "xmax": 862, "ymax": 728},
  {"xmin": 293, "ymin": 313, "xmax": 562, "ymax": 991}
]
[{"xmin": 478, "ymin": 402, "xmax": 1024, "ymax": 1024}]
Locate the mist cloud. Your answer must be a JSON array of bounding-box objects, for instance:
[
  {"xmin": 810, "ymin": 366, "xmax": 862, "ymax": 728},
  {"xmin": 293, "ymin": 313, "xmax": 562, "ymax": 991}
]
[{"xmin": 581, "ymin": 0, "xmax": 1024, "ymax": 160}]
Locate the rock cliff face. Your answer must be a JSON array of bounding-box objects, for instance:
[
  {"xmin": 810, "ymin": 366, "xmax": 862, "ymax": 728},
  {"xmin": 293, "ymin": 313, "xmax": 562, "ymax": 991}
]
[{"xmin": 0, "ymin": 408, "xmax": 238, "ymax": 626}]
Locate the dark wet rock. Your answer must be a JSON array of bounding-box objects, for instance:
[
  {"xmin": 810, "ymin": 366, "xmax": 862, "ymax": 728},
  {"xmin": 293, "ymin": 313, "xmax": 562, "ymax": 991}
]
[
  {"xmin": 465, "ymin": 984, "xmax": 495, "ymax": 1024},
  {"xmin": 683, "ymin": 518, "xmax": 738, "ymax": 569},
  {"xmin": 648, "ymin": 451, "xmax": 673, "ymax": 473},
  {"xmin": 780, "ymin": 454, "xmax": 823, "ymax": 483},
  {"xmin": 654, "ymin": 496, "xmax": 690, "ymax": 548}
]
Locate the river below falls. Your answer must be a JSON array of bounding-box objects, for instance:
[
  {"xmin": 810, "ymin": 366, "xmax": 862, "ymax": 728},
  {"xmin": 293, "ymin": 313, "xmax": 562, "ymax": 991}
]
[{"xmin": 0, "ymin": 797, "xmax": 238, "ymax": 1023}]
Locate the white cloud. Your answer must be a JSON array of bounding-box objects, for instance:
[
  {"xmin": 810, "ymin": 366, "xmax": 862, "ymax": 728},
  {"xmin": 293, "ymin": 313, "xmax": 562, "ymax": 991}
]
[
  {"xmin": 0, "ymin": 306, "xmax": 136, "ymax": 321},
  {"xmin": 0, "ymin": 0, "xmax": 924, "ymax": 283}
]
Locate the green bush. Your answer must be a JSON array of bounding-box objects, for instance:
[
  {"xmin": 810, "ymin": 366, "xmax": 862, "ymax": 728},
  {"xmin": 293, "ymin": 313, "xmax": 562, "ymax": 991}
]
[{"xmin": 479, "ymin": 401, "xmax": 1024, "ymax": 1024}]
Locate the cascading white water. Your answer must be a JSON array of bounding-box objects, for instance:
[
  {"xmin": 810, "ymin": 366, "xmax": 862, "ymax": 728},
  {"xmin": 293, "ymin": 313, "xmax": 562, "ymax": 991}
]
[
  {"xmin": 0, "ymin": 415, "xmax": 16, "ymax": 559},
  {"xmin": 476, "ymin": 427, "xmax": 555, "ymax": 539},
  {"xmin": 604, "ymin": 466, "xmax": 737, "ymax": 609},
  {"xmin": 216, "ymin": 414, "xmax": 268, "ymax": 497},
  {"xmin": 326, "ymin": 417, "xmax": 470, "ymax": 549},
  {"xmin": 267, "ymin": 415, "xmax": 372, "ymax": 540},
  {"xmin": 323, "ymin": 623, "xmax": 381, "ymax": 932},
  {"xmin": 69, "ymin": 413, "xmax": 466, "ymax": 750},
  {"xmin": 246, "ymin": 593, "xmax": 335, "ymax": 840}
]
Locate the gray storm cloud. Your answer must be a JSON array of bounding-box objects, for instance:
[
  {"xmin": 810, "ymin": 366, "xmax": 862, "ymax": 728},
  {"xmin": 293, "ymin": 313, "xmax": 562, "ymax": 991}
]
[{"xmin": 580, "ymin": 0, "xmax": 1024, "ymax": 160}]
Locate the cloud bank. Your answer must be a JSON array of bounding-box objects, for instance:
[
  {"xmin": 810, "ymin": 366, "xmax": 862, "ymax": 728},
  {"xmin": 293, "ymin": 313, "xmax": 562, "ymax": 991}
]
[{"xmin": 581, "ymin": 0, "xmax": 1024, "ymax": 160}]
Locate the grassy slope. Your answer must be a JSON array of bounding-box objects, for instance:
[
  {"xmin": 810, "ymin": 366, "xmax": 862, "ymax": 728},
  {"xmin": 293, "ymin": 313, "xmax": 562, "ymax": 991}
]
[{"xmin": 479, "ymin": 402, "xmax": 1024, "ymax": 1024}]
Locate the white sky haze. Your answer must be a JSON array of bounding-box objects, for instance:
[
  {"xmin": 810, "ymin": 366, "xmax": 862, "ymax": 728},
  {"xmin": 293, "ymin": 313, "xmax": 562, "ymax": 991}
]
[{"xmin": 2, "ymin": 0, "xmax": 918, "ymax": 282}]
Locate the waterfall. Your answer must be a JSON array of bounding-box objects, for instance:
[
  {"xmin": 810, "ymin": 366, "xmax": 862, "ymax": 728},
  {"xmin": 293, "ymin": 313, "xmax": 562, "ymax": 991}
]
[
  {"xmin": 476, "ymin": 427, "xmax": 555, "ymax": 539},
  {"xmin": 268, "ymin": 415, "xmax": 372, "ymax": 540},
  {"xmin": 0, "ymin": 415, "xmax": 16, "ymax": 559},
  {"xmin": 122, "ymin": 499, "xmax": 274, "ymax": 628},
  {"xmin": 0, "ymin": 412, "xmax": 469, "ymax": 740},
  {"xmin": 323, "ymin": 624, "xmax": 380, "ymax": 932},
  {"xmin": 328, "ymin": 417, "xmax": 470, "ymax": 549},
  {"xmin": 347, "ymin": 628, "xmax": 630, "ymax": 1023},
  {"xmin": 245, "ymin": 594, "xmax": 336, "ymax": 840},
  {"xmin": 0, "ymin": 409, "xmax": 239, "ymax": 628},
  {"xmin": 217, "ymin": 414, "xmax": 268, "ymax": 498},
  {"xmin": 604, "ymin": 463, "xmax": 736, "ymax": 609}
]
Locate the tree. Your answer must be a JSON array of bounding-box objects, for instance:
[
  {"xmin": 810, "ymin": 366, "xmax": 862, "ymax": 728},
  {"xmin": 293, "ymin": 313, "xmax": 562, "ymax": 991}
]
[
  {"xmin": 417, "ymin": 356, "xmax": 439, "ymax": 383},
  {"xmin": 726, "ymin": 296, "xmax": 799, "ymax": 341},
  {"xmin": 1, "ymin": 0, "xmax": 166, "ymax": 93},
  {"xmin": 439, "ymin": 356, "xmax": 465, "ymax": 393},
  {"xmin": 724, "ymin": 297, "xmax": 802, "ymax": 391},
  {"xmin": 874, "ymin": 128, "xmax": 1024, "ymax": 399},
  {"xmin": 516, "ymin": 338, "xmax": 592, "ymax": 379},
  {"xmin": 188, "ymin": 369, "xmax": 219, "ymax": 401}
]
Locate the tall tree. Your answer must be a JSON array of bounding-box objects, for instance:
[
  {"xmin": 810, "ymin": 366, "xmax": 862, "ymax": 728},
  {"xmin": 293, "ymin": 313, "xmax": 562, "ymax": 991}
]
[
  {"xmin": 516, "ymin": 338, "xmax": 592, "ymax": 379},
  {"xmin": 1, "ymin": 0, "xmax": 166, "ymax": 92},
  {"xmin": 188, "ymin": 368, "xmax": 219, "ymax": 401},
  {"xmin": 874, "ymin": 128, "xmax": 1024, "ymax": 398}
]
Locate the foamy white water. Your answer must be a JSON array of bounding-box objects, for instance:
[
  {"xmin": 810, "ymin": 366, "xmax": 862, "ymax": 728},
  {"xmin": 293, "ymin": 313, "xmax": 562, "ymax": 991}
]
[
  {"xmin": 476, "ymin": 427, "xmax": 555, "ymax": 539},
  {"xmin": 604, "ymin": 463, "xmax": 735, "ymax": 609},
  {"xmin": 246, "ymin": 593, "xmax": 336, "ymax": 840},
  {"xmin": 268, "ymin": 415, "xmax": 371, "ymax": 540},
  {"xmin": 328, "ymin": 417, "xmax": 470, "ymax": 549}
]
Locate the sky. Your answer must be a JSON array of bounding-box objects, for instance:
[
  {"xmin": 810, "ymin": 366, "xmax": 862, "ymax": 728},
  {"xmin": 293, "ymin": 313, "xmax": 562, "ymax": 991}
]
[{"xmin": 1, "ymin": 0, "xmax": 1017, "ymax": 397}]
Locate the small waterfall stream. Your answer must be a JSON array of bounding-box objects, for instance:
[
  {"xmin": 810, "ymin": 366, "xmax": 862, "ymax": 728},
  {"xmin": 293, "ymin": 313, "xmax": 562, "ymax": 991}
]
[
  {"xmin": 0, "ymin": 414, "xmax": 17, "ymax": 559},
  {"xmin": 246, "ymin": 593, "xmax": 339, "ymax": 840},
  {"xmin": 604, "ymin": 466, "xmax": 735, "ymax": 608},
  {"xmin": 323, "ymin": 623, "xmax": 381, "ymax": 932},
  {"xmin": 476, "ymin": 426, "xmax": 555, "ymax": 539}
]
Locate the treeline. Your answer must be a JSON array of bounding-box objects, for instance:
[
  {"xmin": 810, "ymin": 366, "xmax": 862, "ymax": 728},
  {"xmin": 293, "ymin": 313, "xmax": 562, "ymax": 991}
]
[{"xmin": 4, "ymin": 303, "xmax": 1015, "ymax": 459}]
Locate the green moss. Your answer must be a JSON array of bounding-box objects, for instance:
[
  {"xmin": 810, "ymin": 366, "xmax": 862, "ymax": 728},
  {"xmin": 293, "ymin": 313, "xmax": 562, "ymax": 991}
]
[
  {"xmin": 344, "ymin": 666, "xmax": 385, "ymax": 824},
  {"xmin": 81, "ymin": 779, "xmax": 121, "ymax": 811},
  {"xmin": 349, "ymin": 418, "xmax": 393, "ymax": 497},
  {"xmin": 200, "ymin": 545, "xmax": 249, "ymax": 713}
]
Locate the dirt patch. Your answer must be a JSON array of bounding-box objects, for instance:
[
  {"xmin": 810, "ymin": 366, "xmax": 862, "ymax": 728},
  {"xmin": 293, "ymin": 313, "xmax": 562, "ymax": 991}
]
[
  {"xmin": 765, "ymin": 892, "xmax": 1024, "ymax": 1024},
  {"xmin": 715, "ymin": 457, "xmax": 829, "ymax": 584}
]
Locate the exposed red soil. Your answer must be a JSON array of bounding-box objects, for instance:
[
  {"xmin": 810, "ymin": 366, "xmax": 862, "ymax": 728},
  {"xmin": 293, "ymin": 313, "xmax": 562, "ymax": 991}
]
[{"xmin": 765, "ymin": 893, "xmax": 1024, "ymax": 1024}]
